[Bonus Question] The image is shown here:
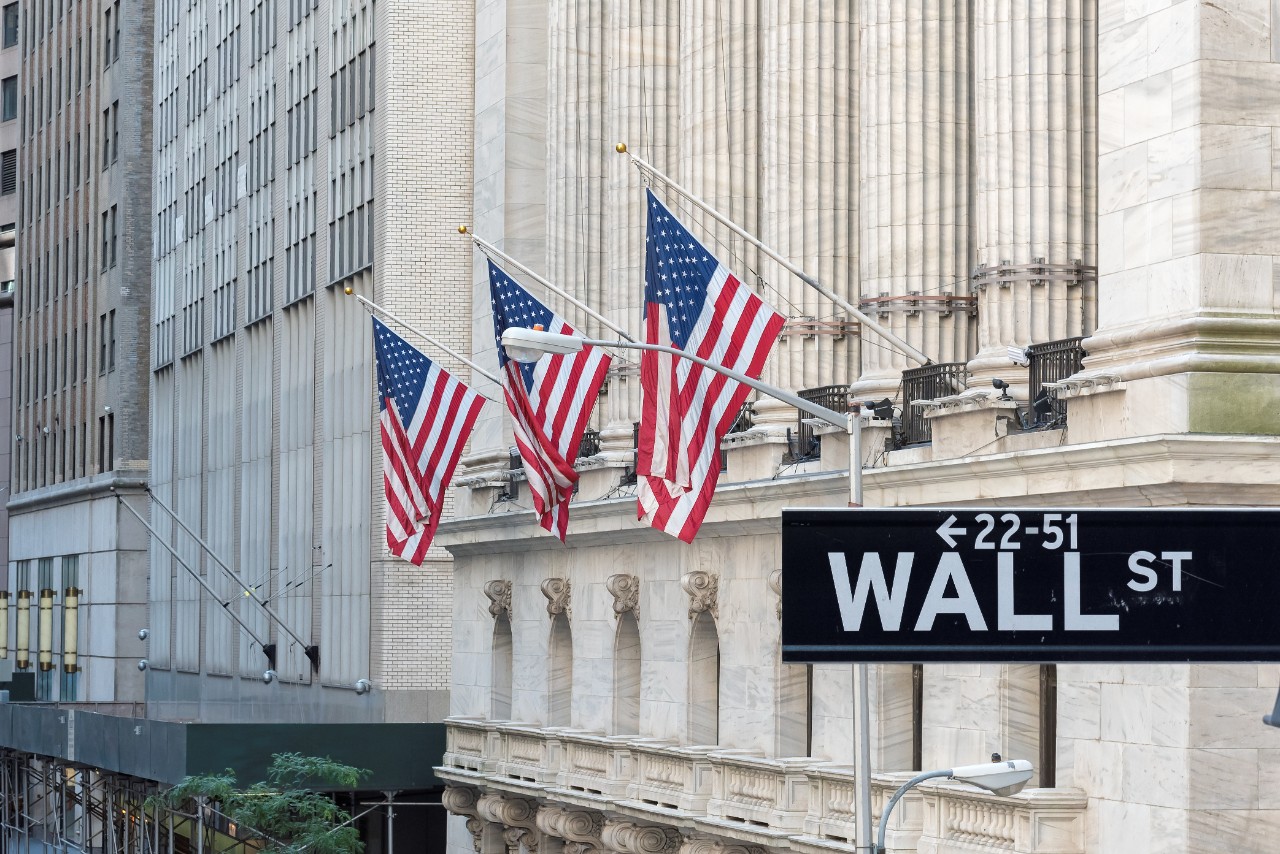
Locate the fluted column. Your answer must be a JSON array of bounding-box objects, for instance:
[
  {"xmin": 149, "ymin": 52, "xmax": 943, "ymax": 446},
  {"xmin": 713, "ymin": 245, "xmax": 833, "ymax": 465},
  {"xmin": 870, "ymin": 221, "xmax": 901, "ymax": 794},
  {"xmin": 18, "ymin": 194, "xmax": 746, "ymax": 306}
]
[
  {"xmin": 675, "ymin": 0, "xmax": 765, "ymax": 417},
  {"xmin": 855, "ymin": 0, "xmax": 973, "ymax": 399},
  {"xmin": 755, "ymin": 2, "xmax": 858, "ymax": 426},
  {"xmin": 966, "ymin": 0, "xmax": 1097, "ymax": 389},
  {"xmin": 548, "ymin": 0, "xmax": 608, "ymax": 340},
  {"xmin": 601, "ymin": 0, "xmax": 680, "ymax": 457}
]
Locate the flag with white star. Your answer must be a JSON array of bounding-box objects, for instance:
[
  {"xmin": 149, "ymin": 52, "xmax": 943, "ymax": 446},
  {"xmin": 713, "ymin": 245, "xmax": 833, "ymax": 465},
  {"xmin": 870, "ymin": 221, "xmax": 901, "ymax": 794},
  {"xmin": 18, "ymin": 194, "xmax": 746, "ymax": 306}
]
[
  {"xmin": 374, "ymin": 317, "xmax": 487, "ymax": 565},
  {"xmin": 637, "ymin": 189, "xmax": 786, "ymax": 542},
  {"xmin": 490, "ymin": 260, "xmax": 611, "ymax": 541}
]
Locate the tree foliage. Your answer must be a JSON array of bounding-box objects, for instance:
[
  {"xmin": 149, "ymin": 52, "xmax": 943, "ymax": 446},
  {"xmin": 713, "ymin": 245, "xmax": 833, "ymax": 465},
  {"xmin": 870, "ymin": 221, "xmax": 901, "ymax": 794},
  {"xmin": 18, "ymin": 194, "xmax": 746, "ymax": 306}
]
[{"xmin": 152, "ymin": 752, "xmax": 370, "ymax": 854}]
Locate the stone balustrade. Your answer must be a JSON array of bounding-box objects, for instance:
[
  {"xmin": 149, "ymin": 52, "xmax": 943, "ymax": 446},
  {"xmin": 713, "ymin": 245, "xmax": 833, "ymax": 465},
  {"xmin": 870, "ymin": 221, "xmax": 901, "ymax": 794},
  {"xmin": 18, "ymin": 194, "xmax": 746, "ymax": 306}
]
[{"xmin": 438, "ymin": 718, "xmax": 1086, "ymax": 854}]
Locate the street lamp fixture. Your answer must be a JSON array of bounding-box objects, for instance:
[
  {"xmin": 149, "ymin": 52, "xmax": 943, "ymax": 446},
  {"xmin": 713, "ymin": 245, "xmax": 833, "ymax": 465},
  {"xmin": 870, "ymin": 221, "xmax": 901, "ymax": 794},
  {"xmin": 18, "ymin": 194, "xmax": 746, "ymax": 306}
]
[{"xmin": 875, "ymin": 759, "xmax": 1034, "ymax": 854}]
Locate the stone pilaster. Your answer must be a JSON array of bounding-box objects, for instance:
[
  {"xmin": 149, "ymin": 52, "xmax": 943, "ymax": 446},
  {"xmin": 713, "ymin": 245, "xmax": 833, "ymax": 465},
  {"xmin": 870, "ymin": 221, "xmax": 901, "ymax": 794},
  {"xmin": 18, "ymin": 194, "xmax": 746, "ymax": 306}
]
[
  {"xmin": 755, "ymin": 3, "xmax": 859, "ymax": 427},
  {"xmin": 601, "ymin": 0, "xmax": 680, "ymax": 457},
  {"xmin": 1066, "ymin": 0, "xmax": 1280, "ymax": 443},
  {"xmin": 855, "ymin": 0, "xmax": 974, "ymax": 399},
  {"xmin": 967, "ymin": 0, "xmax": 1098, "ymax": 391}
]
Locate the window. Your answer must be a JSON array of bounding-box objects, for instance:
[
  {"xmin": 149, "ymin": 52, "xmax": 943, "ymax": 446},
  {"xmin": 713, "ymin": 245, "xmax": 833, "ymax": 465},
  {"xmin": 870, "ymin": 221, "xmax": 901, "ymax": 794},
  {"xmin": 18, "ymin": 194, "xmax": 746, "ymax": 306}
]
[
  {"xmin": 0, "ymin": 148, "xmax": 14, "ymax": 195},
  {"xmin": 97, "ymin": 412, "xmax": 113, "ymax": 473},
  {"xmin": 102, "ymin": 7, "xmax": 110, "ymax": 65},
  {"xmin": 2, "ymin": 3, "xmax": 16, "ymax": 48},
  {"xmin": 101, "ymin": 102, "xmax": 118, "ymax": 168},
  {"xmin": 1, "ymin": 75, "xmax": 15, "ymax": 121},
  {"xmin": 101, "ymin": 205, "xmax": 117, "ymax": 270},
  {"xmin": 98, "ymin": 310, "xmax": 116, "ymax": 373}
]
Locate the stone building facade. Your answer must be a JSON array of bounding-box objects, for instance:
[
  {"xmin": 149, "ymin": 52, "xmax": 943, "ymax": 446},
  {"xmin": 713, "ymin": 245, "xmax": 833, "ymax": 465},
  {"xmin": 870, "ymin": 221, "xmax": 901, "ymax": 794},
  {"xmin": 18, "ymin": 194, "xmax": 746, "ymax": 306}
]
[{"xmin": 436, "ymin": 1, "xmax": 1280, "ymax": 853}]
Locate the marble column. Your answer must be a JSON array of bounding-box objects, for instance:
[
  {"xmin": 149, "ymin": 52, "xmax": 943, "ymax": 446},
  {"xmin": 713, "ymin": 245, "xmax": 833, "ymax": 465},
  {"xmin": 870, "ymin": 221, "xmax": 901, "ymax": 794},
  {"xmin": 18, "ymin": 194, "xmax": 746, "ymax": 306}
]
[
  {"xmin": 966, "ymin": 0, "xmax": 1097, "ymax": 389},
  {"xmin": 601, "ymin": 0, "xmax": 680, "ymax": 458},
  {"xmin": 855, "ymin": 0, "xmax": 974, "ymax": 399},
  {"xmin": 755, "ymin": 2, "xmax": 859, "ymax": 427},
  {"xmin": 462, "ymin": 0, "xmax": 549, "ymax": 475},
  {"xmin": 673, "ymin": 0, "xmax": 768, "ymax": 424},
  {"xmin": 548, "ymin": 0, "xmax": 607, "ymax": 340}
]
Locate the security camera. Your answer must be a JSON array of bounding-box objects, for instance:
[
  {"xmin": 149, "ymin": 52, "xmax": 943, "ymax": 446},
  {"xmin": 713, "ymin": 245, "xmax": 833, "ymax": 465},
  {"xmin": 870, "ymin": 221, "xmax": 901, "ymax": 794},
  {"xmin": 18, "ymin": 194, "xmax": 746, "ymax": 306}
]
[
  {"xmin": 137, "ymin": 659, "xmax": 149, "ymax": 671},
  {"xmin": 137, "ymin": 628, "xmax": 149, "ymax": 641},
  {"xmin": 103, "ymin": 406, "xmax": 112, "ymax": 413},
  {"xmin": 991, "ymin": 378, "xmax": 1012, "ymax": 401},
  {"xmin": 262, "ymin": 669, "xmax": 278, "ymax": 684},
  {"xmin": 41, "ymin": 427, "xmax": 49, "ymax": 435},
  {"xmin": 1007, "ymin": 344, "xmax": 1031, "ymax": 367},
  {"xmin": 354, "ymin": 678, "xmax": 372, "ymax": 695}
]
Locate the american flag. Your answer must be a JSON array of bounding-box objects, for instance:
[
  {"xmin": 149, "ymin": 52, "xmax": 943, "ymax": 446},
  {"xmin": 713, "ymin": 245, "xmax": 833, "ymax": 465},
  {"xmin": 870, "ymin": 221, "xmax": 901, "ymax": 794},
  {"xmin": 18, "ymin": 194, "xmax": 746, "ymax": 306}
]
[
  {"xmin": 490, "ymin": 260, "xmax": 611, "ymax": 540},
  {"xmin": 637, "ymin": 190, "xmax": 786, "ymax": 542},
  {"xmin": 374, "ymin": 317, "xmax": 487, "ymax": 565}
]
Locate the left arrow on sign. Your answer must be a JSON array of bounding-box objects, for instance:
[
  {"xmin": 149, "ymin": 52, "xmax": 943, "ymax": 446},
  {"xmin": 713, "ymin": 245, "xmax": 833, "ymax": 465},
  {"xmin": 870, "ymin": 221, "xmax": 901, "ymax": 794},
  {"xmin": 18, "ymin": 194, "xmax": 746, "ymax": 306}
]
[{"xmin": 937, "ymin": 514, "xmax": 967, "ymax": 547}]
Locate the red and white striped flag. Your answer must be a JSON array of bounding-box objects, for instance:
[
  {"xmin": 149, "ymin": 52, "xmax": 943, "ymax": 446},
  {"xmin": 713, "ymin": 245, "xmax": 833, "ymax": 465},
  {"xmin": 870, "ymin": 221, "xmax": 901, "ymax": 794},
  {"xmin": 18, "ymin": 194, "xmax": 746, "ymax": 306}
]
[
  {"xmin": 374, "ymin": 317, "xmax": 487, "ymax": 565},
  {"xmin": 637, "ymin": 190, "xmax": 786, "ymax": 542},
  {"xmin": 489, "ymin": 260, "xmax": 611, "ymax": 540}
]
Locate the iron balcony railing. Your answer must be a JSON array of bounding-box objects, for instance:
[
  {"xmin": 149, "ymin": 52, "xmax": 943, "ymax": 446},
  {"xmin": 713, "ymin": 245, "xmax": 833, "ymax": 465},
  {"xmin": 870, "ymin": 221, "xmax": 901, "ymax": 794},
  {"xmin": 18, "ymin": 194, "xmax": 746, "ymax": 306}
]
[
  {"xmin": 787, "ymin": 385, "xmax": 851, "ymax": 462},
  {"xmin": 577, "ymin": 427, "xmax": 601, "ymax": 460},
  {"xmin": 1027, "ymin": 337, "xmax": 1085, "ymax": 426},
  {"xmin": 901, "ymin": 363, "xmax": 969, "ymax": 445}
]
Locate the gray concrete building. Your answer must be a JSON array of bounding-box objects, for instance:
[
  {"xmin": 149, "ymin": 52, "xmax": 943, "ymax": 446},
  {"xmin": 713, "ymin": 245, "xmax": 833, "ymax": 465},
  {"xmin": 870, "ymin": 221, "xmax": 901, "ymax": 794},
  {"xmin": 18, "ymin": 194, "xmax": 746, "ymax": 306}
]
[{"xmin": 6, "ymin": 0, "xmax": 152, "ymax": 707}]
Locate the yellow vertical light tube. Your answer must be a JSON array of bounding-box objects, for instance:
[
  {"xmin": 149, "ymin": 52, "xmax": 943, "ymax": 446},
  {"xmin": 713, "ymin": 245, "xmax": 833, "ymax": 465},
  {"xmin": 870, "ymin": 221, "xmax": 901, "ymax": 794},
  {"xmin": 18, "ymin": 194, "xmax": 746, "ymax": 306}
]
[
  {"xmin": 15, "ymin": 590, "xmax": 30, "ymax": 669},
  {"xmin": 38, "ymin": 588, "xmax": 54, "ymax": 671},
  {"xmin": 0, "ymin": 591, "xmax": 9, "ymax": 659},
  {"xmin": 63, "ymin": 588, "xmax": 79, "ymax": 673}
]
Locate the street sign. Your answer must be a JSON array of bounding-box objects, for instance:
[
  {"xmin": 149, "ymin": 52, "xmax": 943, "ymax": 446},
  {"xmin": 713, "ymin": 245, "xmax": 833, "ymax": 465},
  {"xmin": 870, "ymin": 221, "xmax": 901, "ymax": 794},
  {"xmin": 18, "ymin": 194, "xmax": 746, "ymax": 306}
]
[{"xmin": 782, "ymin": 507, "xmax": 1280, "ymax": 663}]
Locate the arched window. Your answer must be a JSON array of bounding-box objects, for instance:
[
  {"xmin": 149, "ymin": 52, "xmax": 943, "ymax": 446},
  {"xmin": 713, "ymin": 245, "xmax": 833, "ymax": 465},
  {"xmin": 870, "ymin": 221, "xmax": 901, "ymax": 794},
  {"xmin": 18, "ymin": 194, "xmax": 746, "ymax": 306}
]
[
  {"xmin": 688, "ymin": 611, "xmax": 719, "ymax": 745},
  {"xmin": 614, "ymin": 611, "xmax": 641, "ymax": 734},
  {"xmin": 492, "ymin": 615, "xmax": 513, "ymax": 719},
  {"xmin": 548, "ymin": 613, "xmax": 573, "ymax": 726}
]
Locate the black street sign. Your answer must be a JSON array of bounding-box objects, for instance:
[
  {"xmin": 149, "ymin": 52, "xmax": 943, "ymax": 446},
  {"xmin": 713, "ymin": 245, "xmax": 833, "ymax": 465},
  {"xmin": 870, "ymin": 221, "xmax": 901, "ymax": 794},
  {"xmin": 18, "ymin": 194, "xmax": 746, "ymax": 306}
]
[{"xmin": 782, "ymin": 507, "xmax": 1280, "ymax": 663}]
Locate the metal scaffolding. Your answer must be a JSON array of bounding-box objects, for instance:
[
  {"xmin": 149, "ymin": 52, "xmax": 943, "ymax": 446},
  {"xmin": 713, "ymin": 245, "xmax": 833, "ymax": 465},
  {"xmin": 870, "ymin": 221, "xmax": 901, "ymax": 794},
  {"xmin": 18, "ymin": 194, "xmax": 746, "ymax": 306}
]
[{"xmin": 0, "ymin": 751, "xmax": 270, "ymax": 854}]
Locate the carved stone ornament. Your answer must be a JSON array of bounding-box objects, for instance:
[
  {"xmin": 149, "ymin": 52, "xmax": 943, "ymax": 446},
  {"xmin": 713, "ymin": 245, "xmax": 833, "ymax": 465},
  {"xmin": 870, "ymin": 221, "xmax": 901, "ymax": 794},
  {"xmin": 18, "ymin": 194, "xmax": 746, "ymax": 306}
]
[
  {"xmin": 504, "ymin": 827, "xmax": 539, "ymax": 854},
  {"xmin": 477, "ymin": 793, "xmax": 538, "ymax": 830},
  {"xmin": 562, "ymin": 843, "xmax": 599, "ymax": 854},
  {"xmin": 606, "ymin": 574, "xmax": 640, "ymax": 619},
  {"xmin": 441, "ymin": 785, "xmax": 481, "ymax": 817},
  {"xmin": 602, "ymin": 820, "xmax": 683, "ymax": 854},
  {"xmin": 466, "ymin": 818, "xmax": 485, "ymax": 854},
  {"xmin": 541, "ymin": 577, "xmax": 572, "ymax": 617},
  {"xmin": 485, "ymin": 579, "xmax": 513, "ymax": 619},
  {"xmin": 767, "ymin": 569, "xmax": 782, "ymax": 620},
  {"xmin": 679, "ymin": 838, "xmax": 766, "ymax": 854},
  {"xmin": 536, "ymin": 805, "xmax": 604, "ymax": 844},
  {"xmin": 680, "ymin": 570, "xmax": 719, "ymax": 619}
]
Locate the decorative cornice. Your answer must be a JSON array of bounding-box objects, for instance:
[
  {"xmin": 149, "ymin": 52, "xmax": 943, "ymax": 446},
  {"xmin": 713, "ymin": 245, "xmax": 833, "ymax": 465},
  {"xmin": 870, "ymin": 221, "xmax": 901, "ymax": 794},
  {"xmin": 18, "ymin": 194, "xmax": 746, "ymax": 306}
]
[
  {"xmin": 541, "ymin": 578, "xmax": 571, "ymax": 617},
  {"xmin": 536, "ymin": 805, "xmax": 605, "ymax": 844},
  {"xmin": 504, "ymin": 827, "xmax": 538, "ymax": 854},
  {"xmin": 767, "ymin": 570, "xmax": 782, "ymax": 620},
  {"xmin": 477, "ymin": 793, "xmax": 538, "ymax": 830},
  {"xmin": 466, "ymin": 818, "xmax": 485, "ymax": 853},
  {"xmin": 442, "ymin": 785, "xmax": 481, "ymax": 818},
  {"xmin": 485, "ymin": 580, "xmax": 512, "ymax": 620},
  {"xmin": 680, "ymin": 571, "xmax": 718, "ymax": 620},
  {"xmin": 606, "ymin": 574, "xmax": 640, "ymax": 619},
  {"xmin": 679, "ymin": 837, "xmax": 766, "ymax": 854},
  {"xmin": 602, "ymin": 820, "xmax": 682, "ymax": 854}
]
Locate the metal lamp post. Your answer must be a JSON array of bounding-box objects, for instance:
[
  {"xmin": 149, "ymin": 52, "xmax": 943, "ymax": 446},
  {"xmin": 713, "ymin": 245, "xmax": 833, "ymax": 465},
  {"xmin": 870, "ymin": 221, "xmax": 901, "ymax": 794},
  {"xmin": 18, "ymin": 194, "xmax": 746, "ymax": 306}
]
[{"xmin": 875, "ymin": 760, "xmax": 1034, "ymax": 854}]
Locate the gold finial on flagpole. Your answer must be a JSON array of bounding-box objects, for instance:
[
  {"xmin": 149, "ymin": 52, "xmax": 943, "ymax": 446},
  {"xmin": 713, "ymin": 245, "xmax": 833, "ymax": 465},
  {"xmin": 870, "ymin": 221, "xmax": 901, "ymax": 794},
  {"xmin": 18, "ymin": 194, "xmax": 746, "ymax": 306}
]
[
  {"xmin": 458, "ymin": 225, "xmax": 469, "ymax": 234},
  {"xmin": 615, "ymin": 142, "xmax": 627, "ymax": 154},
  {"xmin": 344, "ymin": 285, "xmax": 354, "ymax": 295}
]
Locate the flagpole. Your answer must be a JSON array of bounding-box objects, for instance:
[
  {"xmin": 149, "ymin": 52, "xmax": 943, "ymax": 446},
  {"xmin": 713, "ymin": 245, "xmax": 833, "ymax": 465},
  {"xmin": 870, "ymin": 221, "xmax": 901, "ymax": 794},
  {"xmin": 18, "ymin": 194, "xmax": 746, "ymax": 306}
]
[
  {"xmin": 343, "ymin": 287, "xmax": 504, "ymax": 389},
  {"xmin": 616, "ymin": 147, "xmax": 897, "ymax": 854},
  {"xmin": 459, "ymin": 226, "xmax": 638, "ymax": 344},
  {"xmin": 615, "ymin": 142, "xmax": 932, "ymax": 368}
]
